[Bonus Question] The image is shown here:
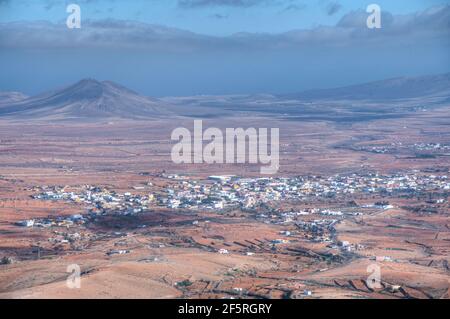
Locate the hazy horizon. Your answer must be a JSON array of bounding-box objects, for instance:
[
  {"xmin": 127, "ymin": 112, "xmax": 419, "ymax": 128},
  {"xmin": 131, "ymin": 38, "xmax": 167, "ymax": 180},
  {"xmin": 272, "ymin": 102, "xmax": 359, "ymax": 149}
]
[
  {"xmin": 0, "ymin": 1, "xmax": 449, "ymax": 97},
  {"xmin": 2, "ymin": 71, "xmax": 450, "ymax": 99}
]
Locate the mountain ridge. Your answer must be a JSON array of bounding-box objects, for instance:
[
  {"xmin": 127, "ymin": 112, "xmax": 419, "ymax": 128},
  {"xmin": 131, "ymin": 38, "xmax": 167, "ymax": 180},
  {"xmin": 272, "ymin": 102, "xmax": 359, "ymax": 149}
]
[
  {"xmin": 286, "ymin": 73, "xmax": 450, "ymax": 101},
  {"xmin": 1, "ymin": 72, "xmax": 449, "ymax": 121},
  {"xmin": 0, "ymin": 79, "xmax": 170, "ymax": 120}
]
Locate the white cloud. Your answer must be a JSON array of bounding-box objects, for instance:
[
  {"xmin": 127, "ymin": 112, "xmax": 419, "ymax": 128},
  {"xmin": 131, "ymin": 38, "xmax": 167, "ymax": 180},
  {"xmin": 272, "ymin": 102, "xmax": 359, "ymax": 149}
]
[{"xmin": 0, "ymin": 5, "xmax": 448, "ymax": 52}]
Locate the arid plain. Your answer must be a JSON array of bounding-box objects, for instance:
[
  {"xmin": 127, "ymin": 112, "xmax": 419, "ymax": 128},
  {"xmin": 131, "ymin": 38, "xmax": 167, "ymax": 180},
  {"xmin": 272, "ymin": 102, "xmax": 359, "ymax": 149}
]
[
  {"xmin": 0, "ymin": 73, "xmax": 449, "ymax": 299},
  {"xmin": 0, "ymin": 102, "xmax": 449, "ymax": 299}
]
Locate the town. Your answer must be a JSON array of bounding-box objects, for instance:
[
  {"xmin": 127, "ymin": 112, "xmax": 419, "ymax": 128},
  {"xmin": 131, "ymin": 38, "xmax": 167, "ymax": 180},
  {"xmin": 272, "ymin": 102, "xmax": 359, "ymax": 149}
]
[
  {"xmin": 26, "ymin": 170, "xmax": 449, "ymax": 216},
  {"xmin": 12, "ymin": 169, "xmax": 448, "ymax": 261}
]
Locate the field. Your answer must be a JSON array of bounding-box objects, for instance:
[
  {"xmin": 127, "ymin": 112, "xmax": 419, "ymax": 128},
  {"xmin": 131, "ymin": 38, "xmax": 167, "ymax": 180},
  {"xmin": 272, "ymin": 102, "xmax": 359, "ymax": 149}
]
[{"xmin": 0, "ymin": 105, "xmax": 449, "ymax": 299}]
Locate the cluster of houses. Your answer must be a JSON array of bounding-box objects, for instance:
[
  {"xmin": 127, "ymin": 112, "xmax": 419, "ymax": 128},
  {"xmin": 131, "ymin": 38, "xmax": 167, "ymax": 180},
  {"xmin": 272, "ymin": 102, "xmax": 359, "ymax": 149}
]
[
  {"xmin": 413, "ymin": 142, "xmax": 450, "ymax": 152},
  {"xmin": 32, "ymin": 185, "xmax": 155, "ymax": 216},
  {"xmin": 14, "ymin": 214, "xmax": 94, "ymax": 250},
  {"xmin": 163, "ymin": 172, "xmax": 448, "ymax": 211},
  {"xmin": 25, "ymin": 171, "xmax": 448, "ymax": 219},
  {"xmin": 47, "ymin": 230, "xmax": 94, "ymax": 248},
  {"xmin": 19, "ymin": 171, "xmax": 445, "ymax": 261},
  {"xmin": 16, "ymin": 214, "xmax": 86, "ymax": 229},
  {"xmin": 354, "ymin": 142, "xmax": 450, "ymax": 154},
  {"xmin": 295, "ymin": 219, "xmax": 337, "ymax": 242}
]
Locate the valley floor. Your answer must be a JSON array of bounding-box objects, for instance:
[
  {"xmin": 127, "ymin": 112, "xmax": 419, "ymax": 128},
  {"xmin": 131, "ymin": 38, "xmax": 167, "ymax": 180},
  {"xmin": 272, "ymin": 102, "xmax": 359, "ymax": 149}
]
[{"xmin": 0, "ymin": 111, "xmax": 449, "ymax": 299}]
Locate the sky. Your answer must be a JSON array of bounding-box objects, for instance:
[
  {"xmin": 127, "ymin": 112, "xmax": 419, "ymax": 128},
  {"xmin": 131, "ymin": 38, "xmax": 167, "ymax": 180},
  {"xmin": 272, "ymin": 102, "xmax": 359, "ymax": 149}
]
[{"xmin": 0, "ymin": 0, "xmax": 449, "ymax": 96}]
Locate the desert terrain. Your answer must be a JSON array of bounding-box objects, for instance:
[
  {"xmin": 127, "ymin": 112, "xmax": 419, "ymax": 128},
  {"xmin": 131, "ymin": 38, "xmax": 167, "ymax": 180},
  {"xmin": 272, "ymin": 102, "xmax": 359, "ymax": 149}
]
[{"xmin": 0, "ymin": 75, "xmax": 449, "ymax": 299}]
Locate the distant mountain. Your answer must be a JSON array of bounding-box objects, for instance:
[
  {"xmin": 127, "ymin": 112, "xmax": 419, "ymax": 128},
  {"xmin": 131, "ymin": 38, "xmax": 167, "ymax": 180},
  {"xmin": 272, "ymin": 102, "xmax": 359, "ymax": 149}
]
[
  {"xmin": 0, "ymin": 91, "xmax": 27, "ymax": 105},
  {"xmin": 287, "ymin": 73, "xmax": 450, "ymax": 101},
  {"xmin": 1, "ymin": 73, "xmax": 449, "ymax": 121},
  {"xmin": 0, "ymin": 79, "xmax": 170, "ymax": 119}
]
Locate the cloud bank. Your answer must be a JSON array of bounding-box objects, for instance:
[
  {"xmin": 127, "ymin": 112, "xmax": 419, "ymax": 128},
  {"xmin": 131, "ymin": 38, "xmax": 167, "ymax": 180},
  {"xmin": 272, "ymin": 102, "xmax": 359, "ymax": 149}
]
[
  {"xmin": 0, "ymin": 5, "xmax": 448, "ymax": 52},
  {"xmin": 0, "ymin": 5, "xmax": 449, "ymax": 96}
]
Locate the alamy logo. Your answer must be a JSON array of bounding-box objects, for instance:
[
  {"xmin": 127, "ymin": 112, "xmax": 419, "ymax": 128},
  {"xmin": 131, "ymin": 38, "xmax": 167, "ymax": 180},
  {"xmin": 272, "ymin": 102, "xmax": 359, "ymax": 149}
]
[
  {"xmin": 366, "ymin": 264, "xmax": 382, "ymax": 289},
  {"xmin": 171, "ymin": 120, "xmax": 279, "ymax": 174},
  {"xmin": 367, "ymin": 4, "xmax": 382, "ymax": 29},
  {"xmin": 66, "ymin": 264, "xmax": 81, "ymax": 289},
  {"xmin": 66, "ymin": 4, "xmax": 81, "ymax": 29}
]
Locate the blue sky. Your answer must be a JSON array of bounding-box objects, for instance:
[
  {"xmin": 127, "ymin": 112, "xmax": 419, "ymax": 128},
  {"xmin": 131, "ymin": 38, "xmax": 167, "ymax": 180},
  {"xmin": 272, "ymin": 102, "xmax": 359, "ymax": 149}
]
[
  {"xmin": 0, "ymin": 0, "xmax": 449, "ymax": 96},
  {"xmin": 1, "ymin": 0, "xmax": 448, "ymax": 35}
]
